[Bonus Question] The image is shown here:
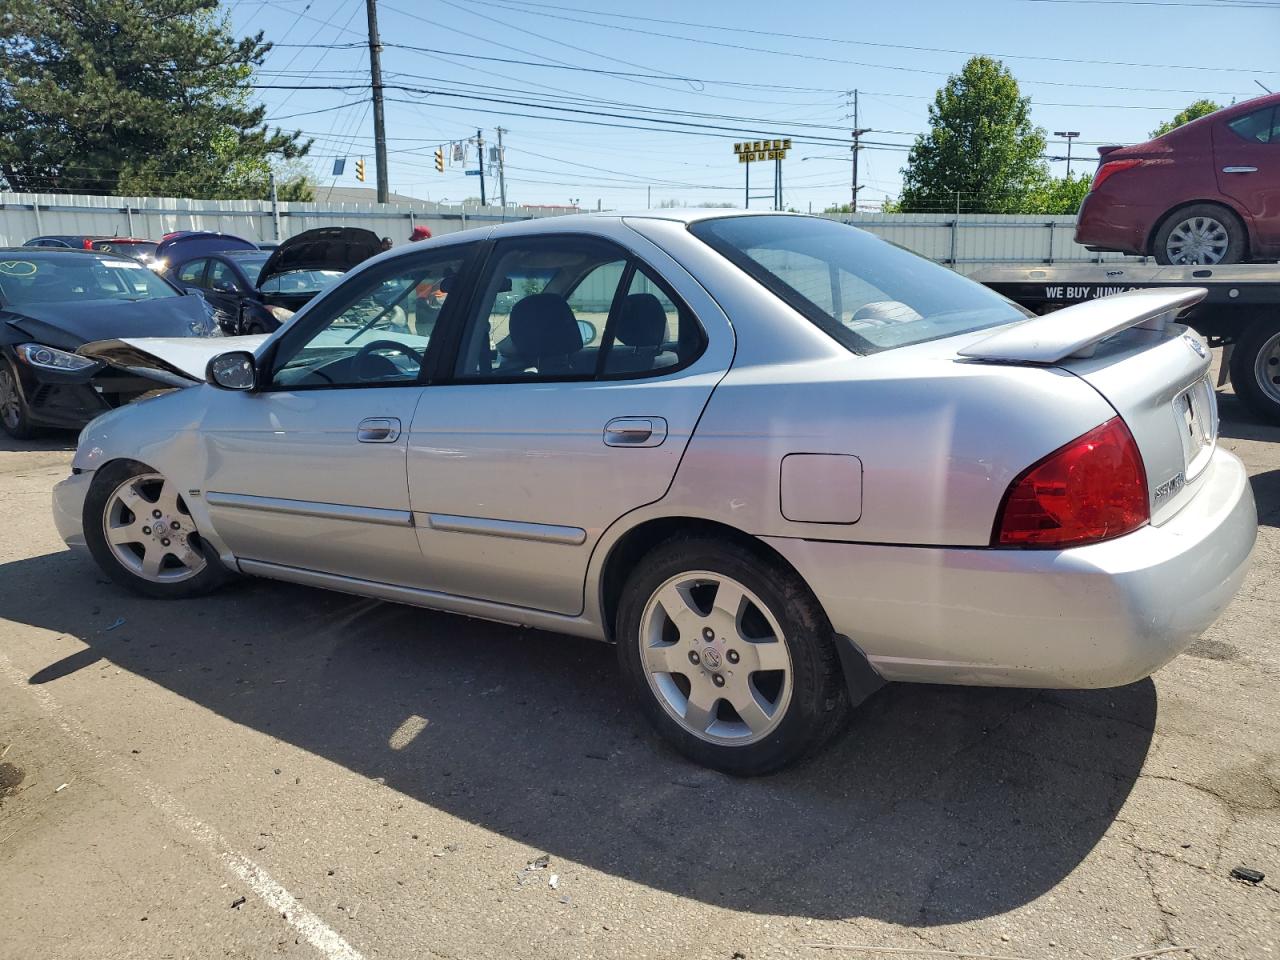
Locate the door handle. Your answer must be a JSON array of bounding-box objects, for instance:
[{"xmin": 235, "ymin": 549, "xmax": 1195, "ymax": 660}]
[
  {"xmin": 604, "ymin": 417, "xmax": 667, "ymax": 447},
  {"xmin": 1222, "ymin": 166, "xmax": 1258, "ymax": 174},
  {"xmin": 357, "ymin": 417, "xmax": 401, "ymax": 443}
]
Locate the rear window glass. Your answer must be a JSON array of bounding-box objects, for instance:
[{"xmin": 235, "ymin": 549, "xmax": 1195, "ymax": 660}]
[
  {"xmin": 259, "ymin": 269, "xmax": 344, "ymax": 295},
  {"xmin": 1227, "ymin": 106, "xmax": 1279, "ymax": 144},
  {"xmin": 689, "ymin": 216, "xmax": 1027, "ymax": 354},
  {"xmin": 0, "ymin": 257, "xmax": 179, "ymax": 306}
]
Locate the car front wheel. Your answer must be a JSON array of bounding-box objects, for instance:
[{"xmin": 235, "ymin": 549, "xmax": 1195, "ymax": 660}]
[
  {"xmin": 616, "ymin": 536, "xmax": 849, "ymax": 776},
  {"xmin": 84, "ymin": 460, "xmax": 233, "ymax": 598},
  {"xmin": 0, "ymin": 358, "xmax": 37, "ymax": 440}
]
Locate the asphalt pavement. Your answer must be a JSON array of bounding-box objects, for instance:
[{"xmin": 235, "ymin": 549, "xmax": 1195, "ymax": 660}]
[{"xmin": 1, "ymin": 382, "xmax": 1277, "ymax": 960}]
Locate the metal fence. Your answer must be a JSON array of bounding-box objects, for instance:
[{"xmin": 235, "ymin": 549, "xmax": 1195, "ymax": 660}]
[{"xmin": 0, "ymin": 192, "xmax": 1143, "ymax": 272}]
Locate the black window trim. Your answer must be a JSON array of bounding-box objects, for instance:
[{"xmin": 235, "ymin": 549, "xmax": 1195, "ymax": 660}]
[
  {"xmin": 435, "ymin": 231, "xmax": 708, "ymax": 387},
  {"xmin": 255, "ymin": 241, "xmax": 482, "ymax": 394}
]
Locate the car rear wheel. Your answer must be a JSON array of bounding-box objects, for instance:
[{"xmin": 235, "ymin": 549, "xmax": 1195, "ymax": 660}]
[
  {"xmin": 1229, "ymin": 316, "xmax": 1280, "ymax": 424},
  {"xmin": 616, "ymin": 536, "xmax": 849, "ymax": 776},
  {"xmin": 84, "ymin": 460, "xmax": 233, "ymax": 598},
  {"xmin": 0, "ymin": 359, "xmax": 37, "ymax": 440},
  {"xmin": 1153, "ymin": 204, "xmax": 1246, "ymax": 265}
]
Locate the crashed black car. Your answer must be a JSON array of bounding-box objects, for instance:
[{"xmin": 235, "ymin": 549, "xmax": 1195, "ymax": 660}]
[
  {"xmin": 160, "ymin": 226, "xmax": 383, "ymax": 335},
  {"xmin": 0, "ymin": 248, "xmax": 218, "ymax": 439}
]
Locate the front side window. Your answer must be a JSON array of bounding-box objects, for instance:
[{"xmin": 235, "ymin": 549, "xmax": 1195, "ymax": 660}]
[
  {"xmin": 177, "ymin": 259, "xmax": 208, "ymax": 286},
  {"xmin": 269, "ymin": 250, "xmax": 468, "ymax": 389},
  {"xmin": 207, "ymin": 260, "xmax": 244, "ymax": 293},
  {"xmin": 690, "ymin": 215, "xmax": 1028, "ymax": 354},
  {"xmin": 453, "ymin": 236, "xmax": 703, "ymax": 381},
  {"xmin": 1228, "ymin": 106, "xmax": 1279, "ymax": 144}
]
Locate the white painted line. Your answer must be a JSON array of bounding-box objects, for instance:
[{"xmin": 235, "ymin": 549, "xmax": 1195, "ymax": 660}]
[{"xmin": 0, "ymin": 651, "xmax": 364, "ymax": 960}]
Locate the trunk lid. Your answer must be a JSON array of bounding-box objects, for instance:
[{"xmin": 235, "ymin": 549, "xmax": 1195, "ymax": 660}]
[{"xmin": 959, "ymin": 288, "xmax": 1216, "ymax": 525}]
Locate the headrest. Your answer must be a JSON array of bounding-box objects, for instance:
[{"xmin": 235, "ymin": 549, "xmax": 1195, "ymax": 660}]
[
  {"xmin": 509, "ymin": 293, "xmax": 582, "ymax": 359},
  {"xmin": 616, "ymin": 293, "xmax": 667, "ymax": 348}
]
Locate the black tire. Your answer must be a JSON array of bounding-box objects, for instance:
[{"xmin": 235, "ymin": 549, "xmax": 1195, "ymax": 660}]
[
  {"xmin": 84, "ymin": 460, "xmax": 234, "ymax": 599},
  {"xmin": 1152, "ymin": 203, "xmax": 1247, "ymax": 265},
  {"xmin": 1229, "ymin": 316, "xmax": 1280, "ymax": 424},
  {"xmin": 616, "ymin": 535, "xmax": 849, "ymax": 776},
  {"xmin": 0, "ymin": 357, "xmax": 39, "ymax": 440}
]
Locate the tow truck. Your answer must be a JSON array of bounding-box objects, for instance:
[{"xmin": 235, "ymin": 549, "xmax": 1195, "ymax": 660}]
[{"xmin": 976, "ymin": 262, "xmax": 1280, "ymax": 424}]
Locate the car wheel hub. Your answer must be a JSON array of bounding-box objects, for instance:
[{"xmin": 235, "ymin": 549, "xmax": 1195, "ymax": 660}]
[
  {"xmin": 0, "ymin": 369, "xmax": 20, "ymax": 429},
  {"xmin": 1166, "ymin": 216, "xmax": 1230, "ymax": 265},
  {"xmin": 102, "ymin": 472, "xmax": 207, "ymax": 583},
  {"xmin": 638, "ymin": 571, "xmax": 793, "ymax": 746},
  {"xmin": 1253, "ymin": 331, "xmax": 1280, "ymax": 405}
]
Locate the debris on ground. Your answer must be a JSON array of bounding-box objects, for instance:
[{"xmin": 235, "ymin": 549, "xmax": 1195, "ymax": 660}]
[
  {"xmin": 527, "ymin": 853, "xmax": 550, "ymax": 870},
  {"xmin": 54, "ymin": 783, "xmax": 68, "ymax": 793},
  {"xmin": 1230, "ymin": 865, "xmax": 1265, "ymax": 884},
  {"xmin": 105, "ymin": 618, "xmax": 126, "ymax": 631},
  {"xmin": 549, "ymin": 874, "xmax": 559, "ymax": 890},
  {"xmin": 515, "ymin": 853, "xmax": 552, "ymax": 887},
  {"xmin": 230, "ymin": 896, "xmax": 246, "ymax": 909}
]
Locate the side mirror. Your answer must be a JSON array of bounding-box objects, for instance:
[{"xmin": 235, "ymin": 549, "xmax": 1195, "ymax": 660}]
[
  {"xmin": 577, "ymin": 319, "xmax": 597, "ymax": 345},
  {"xmin": 206, "ymin": 351, "xmax": 256, "ymax": 391},
  {"xmin": 211, "ymin": 279, "xmax": 237, "ymax": 294}
]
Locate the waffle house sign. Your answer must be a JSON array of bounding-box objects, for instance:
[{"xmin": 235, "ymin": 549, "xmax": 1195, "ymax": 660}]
[{"xmin": 735, "ymin": 138, "xmax": 791, "ymax": 163}]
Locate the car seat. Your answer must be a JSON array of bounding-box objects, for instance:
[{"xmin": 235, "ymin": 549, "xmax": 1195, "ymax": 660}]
[
  {"xmin": 502, "ymin": 292, "xmax": 587, "ymax": 375},
  {"xmin": 606, "ymin": 293, "xmax": 677, "ymax": 373}
]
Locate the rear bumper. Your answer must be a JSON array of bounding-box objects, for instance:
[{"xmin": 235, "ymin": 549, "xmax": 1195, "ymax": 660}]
[
  {"xmin": 767, "ymin": 446, "xmax": 1256, "ymax": 689},
  {"xmin": 1074, "ymin": 192, "xmax": 1159, "ymax": 256}
]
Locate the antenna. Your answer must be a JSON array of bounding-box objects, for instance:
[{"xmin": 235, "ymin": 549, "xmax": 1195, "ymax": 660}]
[{"xmin": 1255, "ymin": 79, "xmax": 1273, "ymax": 94}]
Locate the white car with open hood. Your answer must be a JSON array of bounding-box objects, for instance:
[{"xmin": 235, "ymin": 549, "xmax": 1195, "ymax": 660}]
[{"xmin": 52, "ymin": 212, "xmax": 1257, "ymax": 775}]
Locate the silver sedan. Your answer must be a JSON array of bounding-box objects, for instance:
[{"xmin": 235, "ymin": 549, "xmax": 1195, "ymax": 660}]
[{"xmin": 53, "ymin": 212, "xmax": 1258, "ymax": 775}]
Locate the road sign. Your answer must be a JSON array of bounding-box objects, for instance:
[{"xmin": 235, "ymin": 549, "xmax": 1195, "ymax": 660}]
[{"xmin": 465, "ymin": 170, "xmax": 482, "ymax": 176}]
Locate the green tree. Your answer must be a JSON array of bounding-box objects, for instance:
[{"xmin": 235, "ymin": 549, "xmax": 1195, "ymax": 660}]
[
  {"xmin": 1022, "ymin": 172, "xmax": 1092, "ymax": 215},
  {"xmin": 0, "ymin": 0, "xmax": 310, "ymax": 198},
  {"xmin": 1150, "ymin": 99, "xmax": 1222, "ymax": 139},
  {"xmin": 898, "ymin": 56, "xmax": 1047, "ymax": 214}
]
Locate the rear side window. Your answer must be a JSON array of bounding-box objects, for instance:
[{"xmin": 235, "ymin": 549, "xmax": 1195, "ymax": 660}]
[
  {"xmin": 452, "ymin": 236, "xmax": 704, "ymax": 382},
  {"xmin": 177, "ymin": 259, "xmax": 208, "ymax": 286},
  {"xmin": 1227, "ymin": 106, "xmax": 1279, "ymax": 144},
  {"xmin": 690, "ymin": 215, "xmax": 1027, "ymax": 354}
]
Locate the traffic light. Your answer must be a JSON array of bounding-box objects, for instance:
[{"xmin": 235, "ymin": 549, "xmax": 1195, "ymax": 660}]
[
  {"xmin": 434, "ymin": 147, "xmax": 445, "ymax": 173},
  {"xmin": 355, "ymin": 157, "xmax": 366, "ymax": 182}
]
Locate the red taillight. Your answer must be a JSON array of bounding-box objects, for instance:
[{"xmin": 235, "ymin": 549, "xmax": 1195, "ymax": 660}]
[
  {"xmin": 1091, "ymin": 158, "xmax": 1143, "ymax": 191},
  {"xmin": 994, "ymin": 417, "xmax": 1149, "ymax": 548},
  {"xmin": 82, "ymin": 237, "xmax": 94, "ymax": 249}
]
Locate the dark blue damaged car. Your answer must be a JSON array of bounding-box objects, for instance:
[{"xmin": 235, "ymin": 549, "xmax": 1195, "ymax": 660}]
[{"xmin": 0, "ymin": 247, "xmax": 219, "ymax": 439}]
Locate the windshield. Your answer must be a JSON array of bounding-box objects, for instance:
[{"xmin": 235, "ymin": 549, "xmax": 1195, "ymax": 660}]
[
  {"xmin": 689, "ymin": 216, "xmax": 1028, "ymax": 353},
  {"xmin": 91, "ymin": 240, "xmax": 159, "ymax": 258},
  {"xmin": 0, "ymin": 256, "xmax": 180, "ymax": 306},
  {"xmin": 259, "ymin": 268, "xmax": 344, "ymax": 295}
]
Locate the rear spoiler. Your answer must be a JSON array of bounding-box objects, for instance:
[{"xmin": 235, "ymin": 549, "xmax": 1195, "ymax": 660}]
[{"xmin": 958, "ymin": 287, "xmax": 1207, "ymax": 364}]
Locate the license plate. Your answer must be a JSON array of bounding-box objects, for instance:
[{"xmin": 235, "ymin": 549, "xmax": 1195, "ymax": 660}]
[{"xmin": 1176, "ymin": 377, "xmax": 1216, "ymax": 480}]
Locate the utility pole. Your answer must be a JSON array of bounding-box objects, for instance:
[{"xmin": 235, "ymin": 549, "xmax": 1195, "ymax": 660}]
[
  {"xmin": 475, "ymin": 128, "xmax": 486, "ymax": 207},
  {"xmin": 1054, "ymin": 130, "xmax": 1080, "ymax": 178},
  {"xmin": 495, "ymin": 127, "xmax": 507, "ymax": 211},
  {"xmin": 364, "ymin": 0, "xmax": 389, "ymax": 203},
  {"xmin": 850, "ymin": 89, "xmax": 869, "ymax": 213},
  {"xmin": 269, "ymin": 171, "xmax": 281, "ymax": 241}
]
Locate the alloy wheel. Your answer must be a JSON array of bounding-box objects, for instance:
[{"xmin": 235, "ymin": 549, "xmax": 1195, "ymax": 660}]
[
  {"xmin": 1253, "ymin": 330, "xmax": 1280, "ymax": 406},
  {"xmin": 638, "ymin": 571, "xmax": 793, "ymax": 745},
  {"xmin": 0, "ymin": 367, "xmax": 22, "ymax": 431},
  {"xmin": 1165, "ymin": 216, "xmax": 1230, "ymax": 265},
  {"xmin": 102, "ymin": 472, "xmax": 207, "ymax": 582}
]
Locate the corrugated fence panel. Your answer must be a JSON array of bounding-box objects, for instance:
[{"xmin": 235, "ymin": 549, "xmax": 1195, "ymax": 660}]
[{"xmin": 2, "ymin": 193, "xmax": 1148, "ymax": 272}]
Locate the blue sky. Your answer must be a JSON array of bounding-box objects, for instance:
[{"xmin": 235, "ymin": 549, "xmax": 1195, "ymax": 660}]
[{"xmin": 231, "ymin": 0, "xmax": 1280, "ymax": 211}]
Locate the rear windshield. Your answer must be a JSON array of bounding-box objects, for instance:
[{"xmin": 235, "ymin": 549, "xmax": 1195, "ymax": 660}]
[
  {"xmin": 689, "ymin": 215, "xmax": 1027, "ymax": 354},
  {"xmin": 0, "ymin": 256, "xmax": 179, "ymax": 306},
  {"xmin": 91, "ymin": 239, "xmax": 159, "ymax": 258},
  {"xmin": 259, "ymin": 268, "xmax": 344, "ymax": 295}
]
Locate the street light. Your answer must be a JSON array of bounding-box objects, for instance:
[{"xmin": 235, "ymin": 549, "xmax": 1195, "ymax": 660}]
[{"xmin": 1054, "ymin": 131, "xmax": 1081, "ymax": 178}]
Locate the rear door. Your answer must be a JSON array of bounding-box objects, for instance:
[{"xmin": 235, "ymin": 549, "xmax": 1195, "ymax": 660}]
[
  {"xmin": 1215, "ymin": 103, "xmax": 1280, "ymax": 253},
  {"xmin": 406, "ymin": 229, "xmax": 733, "ymax": 616}
]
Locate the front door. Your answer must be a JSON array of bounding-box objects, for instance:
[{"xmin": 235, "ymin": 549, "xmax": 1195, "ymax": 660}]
[
  {"xmin": 200, "ymin": 243, "xmax": 476, "ymax": 585},
  {"xmin": 1215, "ymin": 103, "xmax": 1280, "ymax": 254},
  {"xmin": 204, "ymin": 258, "xmax": 246, "ymax": 332},
  {"xmin": 407, "ymin": 232, "xmax": 733, "ymax": 616}
]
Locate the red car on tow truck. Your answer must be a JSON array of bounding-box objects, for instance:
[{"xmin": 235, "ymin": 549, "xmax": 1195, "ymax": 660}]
[{"xmin": 1075, "ymin": 93, "xmax": 1280, "ymax": 265}]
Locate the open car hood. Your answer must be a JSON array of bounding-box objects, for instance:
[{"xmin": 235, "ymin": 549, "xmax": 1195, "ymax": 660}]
[
  {"xmin": 257, "ymin": 227, "xmax": 382, "ymax": 288},
  {"xmin": 79, "ymin": 334, "xmax": 269, "ymax": 385}
]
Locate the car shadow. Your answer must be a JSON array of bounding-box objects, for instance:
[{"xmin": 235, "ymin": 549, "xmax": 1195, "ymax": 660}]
[
  {"xmin": 0, "ymin": 432, "xmax": 75, "ymax": 453},
  {"xmin": 1215, "ymin": 391, "xmax": 1280, "ymax": 443},
  {"xmin": 1, "ymin": 549, "xmax": 1155, "ymax": 924}
]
